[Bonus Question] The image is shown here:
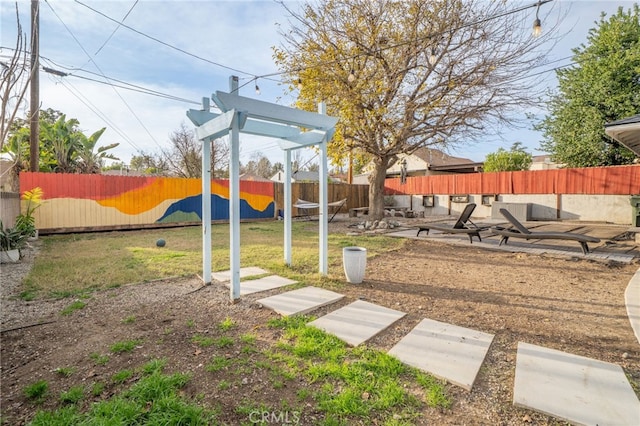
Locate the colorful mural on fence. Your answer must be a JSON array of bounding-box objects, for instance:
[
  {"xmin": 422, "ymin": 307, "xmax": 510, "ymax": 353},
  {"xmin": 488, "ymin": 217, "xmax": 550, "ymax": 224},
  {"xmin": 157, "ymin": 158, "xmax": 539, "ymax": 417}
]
[{"xmin": 19, "ymin": 173, "xmax": 275, "ymax": 231}]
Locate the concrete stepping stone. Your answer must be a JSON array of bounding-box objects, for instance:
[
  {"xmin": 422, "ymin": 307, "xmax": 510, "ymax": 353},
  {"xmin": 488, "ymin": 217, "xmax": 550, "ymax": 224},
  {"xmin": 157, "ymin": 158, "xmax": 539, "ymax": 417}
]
[
  {"xmin": 212, "ymin": 266, "xmax": 267, "ymax": 282},
  {"xmin": 388, "ymin": 318, "xmax": 494, "ymax": 391},
  {"xmin": 225, "ymin": 275, "xmax": 297, "ymax": 296},
  {"xmin": 514, "ymin": 342, "xmax": 640, "ymax": 425},
  {"xmin": 256, "ymin": 286, "xmax": 344, "ymax": 316},
  {"xmin": 308, "ymin": 300, "xmax": 406, "ymax": 346}
]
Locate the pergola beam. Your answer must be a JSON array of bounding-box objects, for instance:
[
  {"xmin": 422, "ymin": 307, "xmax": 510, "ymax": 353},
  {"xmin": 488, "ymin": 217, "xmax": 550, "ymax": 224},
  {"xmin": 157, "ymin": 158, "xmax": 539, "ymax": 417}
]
[{"xmin": 213, "ymin": 91, "xmax": 338, "ymax": 130}]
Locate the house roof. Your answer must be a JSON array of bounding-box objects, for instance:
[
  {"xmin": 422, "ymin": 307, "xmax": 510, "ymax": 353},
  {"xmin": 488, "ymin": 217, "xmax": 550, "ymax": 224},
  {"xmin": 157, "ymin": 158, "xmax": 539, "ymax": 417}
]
[
  {"xmin": 412, "ymin": 147, "xmax": 474, "ymax": 166},
  {"xmin": 604, "ymin": 114, "xmax": 640, "ymax": 157},
  {"xmin": 239, "ymin": 173, "xmax": 272, "ymax": 182}
]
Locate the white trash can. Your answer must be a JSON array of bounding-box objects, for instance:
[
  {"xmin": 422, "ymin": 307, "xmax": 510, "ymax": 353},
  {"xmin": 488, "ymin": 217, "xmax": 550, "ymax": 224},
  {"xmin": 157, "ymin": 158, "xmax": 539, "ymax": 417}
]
[{"xmin": 343, "ymin": 246, "xmax": 367, "ymax": 284}]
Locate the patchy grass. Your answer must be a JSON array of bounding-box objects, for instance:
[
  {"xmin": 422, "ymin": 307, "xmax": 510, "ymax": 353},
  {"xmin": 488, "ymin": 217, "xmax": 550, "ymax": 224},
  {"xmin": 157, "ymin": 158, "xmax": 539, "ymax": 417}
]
[
  {"xmin": 23, "ymin": 380, "xmax": 48, "ymax": 403},
  {"xmin": 109, "ymin": 339, "xmax": 142, "ymax": 354},
  {"xmin": 89, "ymin": 352, "xmax": 109, "ymax": 366},
  {"xmin": 266, "ymin": 315, "xmax": 451, "ymax": 423},
  {"xmin": 60, "ymin": 301, "xmax": 86, "ymax": 316},
  {"xmin": 53, "ymin": 367, "xmax": 75, "ymax": 378},
  {"xmin": 21, "ymin": 222, "xmax": 405, "ymax": 298},
  {"xmin": 28, "ymin": 369, "xmax": 219, "ymax": 425}
]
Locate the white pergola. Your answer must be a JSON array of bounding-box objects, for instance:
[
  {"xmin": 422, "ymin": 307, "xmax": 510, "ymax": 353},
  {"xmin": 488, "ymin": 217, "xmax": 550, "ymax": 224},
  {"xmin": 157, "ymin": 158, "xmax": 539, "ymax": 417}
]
[{"xmin": 187, "ymin": 76, "xmax": 338, "ymax": 301}]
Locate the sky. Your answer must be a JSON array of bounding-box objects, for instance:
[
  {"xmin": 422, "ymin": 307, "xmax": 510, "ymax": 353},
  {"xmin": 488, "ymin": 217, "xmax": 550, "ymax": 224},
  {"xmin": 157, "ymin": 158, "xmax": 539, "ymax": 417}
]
[{"xmin": 1, "ymin": 0, "xmax": 636, "ymax": 168}]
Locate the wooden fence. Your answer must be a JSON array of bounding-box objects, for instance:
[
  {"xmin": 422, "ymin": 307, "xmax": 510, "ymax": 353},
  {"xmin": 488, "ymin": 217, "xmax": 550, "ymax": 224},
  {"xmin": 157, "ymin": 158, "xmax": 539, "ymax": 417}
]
[
  {"xmin": 18, "ymin": 172, "xmax": 369, "ymax": 234},
  {"xmin": 384, "ymin": 165, "xmax": 640, "ymax": 195},
  {"xmin": 17, "ymin": 165, "xmax": 637, "ymax": 233}
]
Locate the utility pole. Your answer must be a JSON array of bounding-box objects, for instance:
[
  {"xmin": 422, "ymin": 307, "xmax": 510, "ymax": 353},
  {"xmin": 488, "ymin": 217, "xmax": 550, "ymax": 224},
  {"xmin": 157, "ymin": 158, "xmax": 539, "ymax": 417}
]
[{"xmin": 29, "ymin": 0, "xmax": 39, "ymax": 172}]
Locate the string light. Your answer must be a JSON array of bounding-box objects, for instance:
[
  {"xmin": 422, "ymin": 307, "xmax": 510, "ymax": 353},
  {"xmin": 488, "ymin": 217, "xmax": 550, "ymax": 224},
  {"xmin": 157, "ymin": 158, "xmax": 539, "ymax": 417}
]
[
  {"xmin": 255, "ymin": 80, "xmax": 261, "ymax": 95},
  {"xmin": 297, "ymin": 78, "xmax": 303, "ymax": 90},
  {"xmin": 347, "ymin": 69, "xmax": 356, "ymax": 83},
  {"xmin": 533, "ymin": 1, "xmax": 542, "ymax": 37},
  {"xmin": 428, "ymin": 49, "xmax": 437, "ymax": 65}
]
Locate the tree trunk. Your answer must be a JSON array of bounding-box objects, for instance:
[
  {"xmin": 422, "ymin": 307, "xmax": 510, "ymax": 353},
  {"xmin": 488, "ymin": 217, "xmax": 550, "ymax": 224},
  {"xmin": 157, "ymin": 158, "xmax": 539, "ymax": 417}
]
[{"xmin": 368, "ymin": 159, "xmax": 388, "ymax": 220}]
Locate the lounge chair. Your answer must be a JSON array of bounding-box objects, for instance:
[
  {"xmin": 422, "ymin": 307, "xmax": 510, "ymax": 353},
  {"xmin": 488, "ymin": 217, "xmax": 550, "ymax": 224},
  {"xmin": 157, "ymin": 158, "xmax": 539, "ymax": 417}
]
[
  {"xmin": 416, "ymin": 203, "xmax": 485, "ymax": 243},
  {"xmin": 293, "ymin": 198, "xmax": 347, "ymax": 223},
  {"xmin": 492, "ymin": 208, "xmax": 600, "ymax": 254}
]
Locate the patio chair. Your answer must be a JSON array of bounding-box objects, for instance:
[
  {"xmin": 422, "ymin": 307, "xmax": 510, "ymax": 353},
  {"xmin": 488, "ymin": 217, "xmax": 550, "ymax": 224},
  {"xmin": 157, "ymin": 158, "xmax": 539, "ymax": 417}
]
[
  {"xmin": 416, "ymin": 203, "xmax": 485, "ymax": 243},
  {"xmin": 492, "ymin": 208, "xmax": 600, "ymax": 254}
]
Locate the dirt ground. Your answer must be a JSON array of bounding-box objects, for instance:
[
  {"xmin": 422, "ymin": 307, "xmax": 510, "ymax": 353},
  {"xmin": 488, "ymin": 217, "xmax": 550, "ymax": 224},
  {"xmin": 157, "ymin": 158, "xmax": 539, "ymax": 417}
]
[{"xmin": 1, "ymin": 217, "xmax": 639, "ymax": 425}]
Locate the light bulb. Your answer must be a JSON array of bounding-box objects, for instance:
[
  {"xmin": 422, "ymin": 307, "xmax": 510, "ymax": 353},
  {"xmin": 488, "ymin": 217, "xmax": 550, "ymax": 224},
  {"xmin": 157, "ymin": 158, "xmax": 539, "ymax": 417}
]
[
  {"xmin": 429, "ymin": 49, "xmax": 437, "ymax": 65},
  {"xmin": 255, "ymin": 84, "xmax": 261, "ymax": 95},
  {"xmin": 347, "ymin": 70, "xmax": 356, "ymax": 83},
  {"xmin": 297, "ymin": 78, "xmax": 303, "ymax": 90},
  {"xmin": 533, "ymin": 18, "xmax": 542, "ymax": 37}
]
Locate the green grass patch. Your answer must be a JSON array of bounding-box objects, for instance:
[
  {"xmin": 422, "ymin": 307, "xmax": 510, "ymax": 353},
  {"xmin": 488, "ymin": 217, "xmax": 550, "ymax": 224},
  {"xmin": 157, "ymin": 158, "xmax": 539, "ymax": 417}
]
[
  {"xmin": 23, "ymin": 380, "xmax": 48, "ymax": 402},
  {"xmin": 29, "ymin": 370, "xmax": 218, "ymax": 425},
  {"xmin": 141, "ymin": 358, "xmax": 167, "ymax": 375},
  {"xmin": 267, "ymin": 315, "xmax": 450, "ymax": 423},
  {"xmin": 54, "ymin": 366, "xmax": 75, "ymax": 377},
  {"xmin": 60, "ymin": 385, "xmax": 84, "ymax": 404},
  {"xmin": 206, "ymin": 355, "xmax": 232, "ymax": 373},
  {"xmin": 121, "ymin": 315, "xmax": 136, "ymax": 324},
  {"xmin": 111, "ymin": 369, "xmax": 134, "ymax": 385},
  {"xmin": 110, "ymin": 339, "xmax": 142, "ymax": 353},
  {"xmin": 89, "ymin": 352, "xmax": 109, "ymax": 365},
  {"xmin": 191, "ymin": 334, "xmax": 215, "ymax": 348},
  {"xmin": 218, "ymin": 316, "xmax": 236, "ymax": 331},
  {"xmin": 214, "ymin": 336, "xmax": 234, "ymax": 348},
  {"xmin": 91, "ymin": 382, "xmax": 105, "ymax": 397},
  {"xmin": 60, "ymin": 301, "xmax": 86, "ymax": 316},
  {"xmin": 21, "ymin": 223, "xmax": 406, "ymax": 298}
]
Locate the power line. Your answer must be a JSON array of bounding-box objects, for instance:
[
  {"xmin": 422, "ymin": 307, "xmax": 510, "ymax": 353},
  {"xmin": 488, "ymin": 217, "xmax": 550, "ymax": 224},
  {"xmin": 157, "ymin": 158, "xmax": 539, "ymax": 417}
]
[
  {"xmin": 44, "ymin": 0, "xmax": 166, "ymax": 152},
  {"xmin": 93, "ymin": 0, "xmax": 138, "ymax": 57},
  {"xmin": 237, "ymin": 0, "xmax": 556, "ymax": 91},
  {"xmin": 74, "ymin": 0, "xmax": 253, "ymax": 77},
  {"xmin": 73, "ymin": 0, "xmax": 554, "ymax": 94},
  {"xmin": 54, "ymin": 76, "xmax": 145, "ymax": 154}
]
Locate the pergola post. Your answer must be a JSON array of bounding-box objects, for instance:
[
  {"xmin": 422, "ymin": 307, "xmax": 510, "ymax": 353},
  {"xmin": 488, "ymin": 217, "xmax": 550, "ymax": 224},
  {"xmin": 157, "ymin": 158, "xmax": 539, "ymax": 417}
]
[
  {"xmin": 284, "ymin": 149, "xmax": 292, "ymax": 266},
  {"xmin": 318, "ymin": 102, "xmax": 328, "ymax": 275},
  {"xmin": 200, "ymin": 98, "xmax": 212, "ymax": 285},
  {"xmin": 229, "ymin": 77, "xmax": 241, "ymax": 301}
]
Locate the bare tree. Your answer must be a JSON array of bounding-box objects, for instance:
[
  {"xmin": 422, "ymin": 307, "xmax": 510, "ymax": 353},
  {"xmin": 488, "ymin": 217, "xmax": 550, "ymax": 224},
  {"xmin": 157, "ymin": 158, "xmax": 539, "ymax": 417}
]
[
  {"xmin": 1, "ymin": 3, "xmax": 33, "ymax": 151},
  {"xmin": 161, "ymin": 122, "xmax": 230, "ymax": 178},
  {"xmin": 274, "ymin": 0, "xmax": 561, "ymax": 218}
]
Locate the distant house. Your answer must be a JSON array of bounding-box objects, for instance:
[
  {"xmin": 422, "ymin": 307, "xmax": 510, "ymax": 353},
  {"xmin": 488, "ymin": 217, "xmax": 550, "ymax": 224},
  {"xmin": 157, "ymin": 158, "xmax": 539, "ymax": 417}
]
[
  {"xmin": 529, "ymin": 155, "xmax": 562, "ymax": 171},
  {"xmin": 605, "ymin": 114, "xmax": 640, "ymax": 157},
  {"xmin": 271, "ymin": 170, "xmax": 319, "ymax": 183},
  {"xmin": 352, "ymin": 147, "xmax": 482, "ymax": 184},
  {"xmin": 240, "ymin": 173, "xmax": 272, "ymax": 182}
]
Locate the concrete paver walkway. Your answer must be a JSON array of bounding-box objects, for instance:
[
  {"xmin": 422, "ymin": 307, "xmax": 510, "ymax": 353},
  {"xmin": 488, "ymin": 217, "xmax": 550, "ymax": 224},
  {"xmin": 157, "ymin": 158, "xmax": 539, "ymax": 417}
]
[
  {"xmin": 388, "ymin": 318, "xmax": 494, "ymax": 391},
  {"xmin": 308, "ymin": 300, "xmax": 406, "ymax": 346},
  {"xmin": 257, "ymin": 286, "xmax": 344, "ymax": 316},
  {"xmin": 514, "ymin": 342, "xmax": 640, "ymax": 425},
  {"xmin": 215, "ymin": 265, "xmax": 640, "ymax": 424},
  {"xmin": 225, "ymin": 275, "xmax": 297, "ymax": 295},
  {"xmin": 212, "ymin": 266, "xmax": 267, "ymax": 282}
]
